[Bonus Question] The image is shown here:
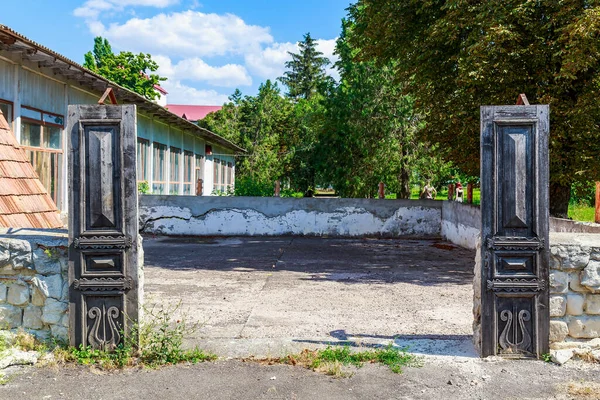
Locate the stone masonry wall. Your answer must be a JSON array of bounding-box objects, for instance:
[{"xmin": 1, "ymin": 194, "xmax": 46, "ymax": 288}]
[
  {"xmin": 0, "ymin": 230, "xmax": 68, "ymax": 342},
  {"xmin": 549, "ymin": 234, "xmax": 600, "ymax": 345}
]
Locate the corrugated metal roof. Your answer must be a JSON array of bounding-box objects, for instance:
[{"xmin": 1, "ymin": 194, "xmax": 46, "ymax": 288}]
[
  {"xmin": 0, "ymin": 25, "xmax": 245, "ymax": 153},
  {"xmin": 0, "ymin": 112, "xmax": 62, "ymax": 228}
]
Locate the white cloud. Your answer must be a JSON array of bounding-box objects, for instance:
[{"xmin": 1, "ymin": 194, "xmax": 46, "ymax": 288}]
[
  {"xmin": 94, "ymin": 11, "xmax": 273, "ymax": 58},
  {"xmin": 245, "ymin": 42, "xmax": 298, "ymax": 80},
  {"xmin": 75, "ymin": 0, "xmax": 179, "ymax": 20},
  {"xmin": 155, "ymin": 55, "xmax": 252, "ymax": 87},
  {"xmin": 245, "ymin": 38, "xmax": 340, "ymax": 82},
  {"xmin": 162, "ymin": 80, "xmax": 229, "ymax": 105}
]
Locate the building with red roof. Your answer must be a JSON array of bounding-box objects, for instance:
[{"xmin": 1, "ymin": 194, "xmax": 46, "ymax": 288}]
[{"xmin": 166, "ymin": 105, "xmax": 223, "ymax": 122}]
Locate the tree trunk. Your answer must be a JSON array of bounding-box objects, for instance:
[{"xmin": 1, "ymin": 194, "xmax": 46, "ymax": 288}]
[
  {"xmin": 549, "ymin": 182, "xmax": 571, "ymax": 218},
  {"xmin": 397, "ymin": 166, "xmax": 411, "ymax": 199}
]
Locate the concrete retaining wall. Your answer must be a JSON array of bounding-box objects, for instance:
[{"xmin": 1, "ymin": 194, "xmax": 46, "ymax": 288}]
[
  {"xmin": 139, "ymin": 196, "xmax": 442, "ymax": 237},
  {"xmin": 440, "ymin": 202, "xmax": 481, "ymax": 250},
  {"xmin": 0, "ymin": 229, "xmax": 69, "ymax": 342}
]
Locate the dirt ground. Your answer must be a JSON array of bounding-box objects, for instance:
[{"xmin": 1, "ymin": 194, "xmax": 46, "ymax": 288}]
[{"xmin": 142, "ymin": 236, "xmax": 475, "ymax": 357}]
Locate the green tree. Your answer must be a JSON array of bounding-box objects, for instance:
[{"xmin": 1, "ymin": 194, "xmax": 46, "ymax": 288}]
[
  {"xmin": 202, "ymin": 81, "xmax": 295, "ymax": 191},
  {"xmin": 84, "ymin": 36, "xmax": 166, "ymax": 101},
  {"xmin": 350, "ymin": 0, "xmax": 600, "ymax": 216},
  {"xmin": 279, "ymin": 33, "xmax": 332, "ymax": 100},
  {"xmin": 316, "ymin": 19, "xmax": 447, "ymax": 198}
]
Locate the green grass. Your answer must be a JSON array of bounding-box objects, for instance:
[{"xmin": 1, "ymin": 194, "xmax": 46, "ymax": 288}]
[
  {"xmin": 386, "ymin": 186, "xmax": 481, "ymax": 205},
  {"xmin": 263, "ymin": 344, "xmax": 420, "ymax": 377},
  {"xmin": 568, "ymin": 204, "xmax": 596, "ymax": 222}
]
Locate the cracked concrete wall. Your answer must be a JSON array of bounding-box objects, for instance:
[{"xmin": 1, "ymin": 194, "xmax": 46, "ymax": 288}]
[{"xmin": 139, "ymin": 196, "xmax": 442, "ymax": 237}]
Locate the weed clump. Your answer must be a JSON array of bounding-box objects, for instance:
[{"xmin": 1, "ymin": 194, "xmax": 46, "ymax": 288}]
[{"xmin": 54, "ymin": 302, "xmax": 216, "ymax": 370}]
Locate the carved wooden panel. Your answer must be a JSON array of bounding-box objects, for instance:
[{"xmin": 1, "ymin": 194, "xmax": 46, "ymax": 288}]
[
  {"xmin": 68, "ymin": 105, "xmax": 139, "ymax": 349},
  {"xmin": 480, "ymin": 105, "xmax": 549, "ymax": 358}
]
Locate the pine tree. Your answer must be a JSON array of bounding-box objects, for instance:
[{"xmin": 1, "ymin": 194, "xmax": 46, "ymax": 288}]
[{"xmin": 279, "ymin": 33, "xmax": 331, "ymax": 100}]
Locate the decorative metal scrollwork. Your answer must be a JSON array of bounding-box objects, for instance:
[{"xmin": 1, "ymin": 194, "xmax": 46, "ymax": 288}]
[
  {"xmin": 487, "ymin": 278, "xmax": 545, "ymax": 292},
  {"xmin": 487, "ymin": 236, "xmax": 545, "ymax": 251},
  {"xmin": 498, "ymin": 307, "xmax": 532, "ymax": 355},
  {"xmin": 87, "ymin": 304, "xmax": 121, "ymax": 350},
  {"xmin": 74, "ymin": 277, "xmax": 133, "ymax": 291},
  {"xmin": 74, "ymin": 235, "xmax": 133, "ymax": 250}
]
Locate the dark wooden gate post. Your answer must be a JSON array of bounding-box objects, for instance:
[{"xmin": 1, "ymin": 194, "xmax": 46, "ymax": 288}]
[
  {"xmin": 480, "ymin": 104, "xmax": 549, "ymax": 358},
  {"xmin": 67, "ymin": 104, "xmax": 139, "ymax": 349}
]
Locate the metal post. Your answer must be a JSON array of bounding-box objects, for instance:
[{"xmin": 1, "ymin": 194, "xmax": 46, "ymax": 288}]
[
  {"xmin": 196, "ymin": 178, "xmax": 203, "ymax": 196},
  {"xmin": 595, "ymin": 182, "xmax": 600, "ymax": 224},
  {"xmin": 274, "ymin": 180, "xmax": 281, "ymax": 197},
  {"xmin": 378, "ymin": 182, "xmax": 385, "ymax": 199},
  {"xmin": 467, "ymin": 183, "xmax": 474, "ymax": 204}
]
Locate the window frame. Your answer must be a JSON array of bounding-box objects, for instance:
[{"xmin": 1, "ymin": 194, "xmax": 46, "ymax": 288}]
[
  {"xmin": 152, "ymin": 142, "xmax": 167, "ymax": 194},
  {"xmin": 0, "ymin": 99, "xmax": 14, "ymax": 126},
  {"xmin": 137, "ymin": 138, "xmax": 150, "ymax": 182}
]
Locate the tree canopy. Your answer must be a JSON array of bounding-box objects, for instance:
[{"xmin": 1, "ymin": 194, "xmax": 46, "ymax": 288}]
[
  {"xmin": 84, "ymin": 37, "xmax": 166, "ymax": 101},
  {"xmin": 349, "ymin": 0, "xmax": 600, "ymax": 216},
  {"xmin": 279, "ymin": 33, "xmax": 332, "ymax": 100}
]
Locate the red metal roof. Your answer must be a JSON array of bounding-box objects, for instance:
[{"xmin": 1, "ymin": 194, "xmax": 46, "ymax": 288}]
[
  {"xmin": 0, "ymin": 112, "xmax": 62, "ymax": 228},
  {"xmin": 166, "ymin": 105, "xmax": 222, "ymax": 121}
]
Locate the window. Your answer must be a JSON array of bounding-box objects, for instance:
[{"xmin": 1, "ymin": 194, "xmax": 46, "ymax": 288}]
[
  {"xmin": 152, "ymin": 142, "xmax": 167, "ymax": 194},
  {"xmin": 220, "ymin": 159, "xmax": 226, "ymax": 189},
  {"xmin": 169, "ymin": 146, "xmax": 181, "ymax": 195},
  {"xmin": 137, "ymin": 138, "xmax": 150, "ymax": 182},
  {"xmin": 183, "ymin": 151, "xmax": 194, "ymax": 195},
  {"xmin": 20, "ymin": 106, "xmax": 63, "ymax": 206},
  {"xmin": 0, "ymin": 100, "xmax": 13, "ymax": 127},
  {"xmin": 227, "ymin": 162, "xmax": 233, "ymax": 188},
  {"xmin": 213, "ymin": 158, "xmax": 220, "ymax": 193},
  {"xmin": 195, "ymin": 154, "xmax": 204, "ymax": 195}
]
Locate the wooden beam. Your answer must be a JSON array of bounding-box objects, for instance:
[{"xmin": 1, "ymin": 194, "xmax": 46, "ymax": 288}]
[
  {"xmin": 516, "ymin": 93, "xmax": 530, "ymax": 105},
  {"xmin": 97, "ymin": 87, "xmax": 118, "ymax": 105}
]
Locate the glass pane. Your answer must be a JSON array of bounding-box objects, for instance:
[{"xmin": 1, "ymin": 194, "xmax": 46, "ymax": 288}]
[
  {"xmin": 43, "ymin": 113, "xmax": 64, "ymax": 126},
  {"xmin": 152, "ymin": 183, "xmax": 164, "ymax": 194},
  {"xmin": 170, "ymin": 147, "xmax": 181, "ymax": 181},
  {"xmin": 45, "ymin": 126, "xmax": 62, "ymax": 149},
  {"xmin": 21, "ymin": 123, "xmax": 41, "ymax": 147},
  {"xmin": 21, "ymin": 107, "xmax": 41, "ymax": 121},
  {"xmin": 0, "ymin": 102, "xmax": 12, "ymax": 125}
]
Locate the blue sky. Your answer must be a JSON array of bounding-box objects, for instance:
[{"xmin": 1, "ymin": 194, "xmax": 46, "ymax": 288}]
[{"xmin": 1, "ymin": 0, "xmax": 352, "ymax": 104}]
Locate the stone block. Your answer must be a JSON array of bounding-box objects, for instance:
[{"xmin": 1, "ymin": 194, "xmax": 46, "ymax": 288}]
[
  {"xmin": 586, "ymin": 295, "xmax": 600, "ymax": 315},
  {"xmin": 568, "ymin": 317, "xmax": 600, "ymax": 339},
  {"xmin": 42, "ymin": 298, "xmax": 68, "ymax": 325},
  {"xmin": 30, "ymin": 278, "xmax": 47, "ymax": 307},
  {"xmin": 550, "ymin": 271, "xmax": 569, "ymax": 294},
  {"xmin": 38, "ymin": 274, "xmax": 62, "ymax": 300},
  {"xmin": 551, "ymin": 349, "xmax": 574, "ymax": 365},
  {"xmin": 581, "ymin": 260, "xmax": 600, "ymax": 292},
  {"xmin": 0, "ymin": 304, "xmax": 22, "ymax": 328},
  {"xmin": 50, "ymin": 324, "xmax": 68, "ymax": 343},
  {"xmin": 8, "ymin": 239, "xmax": 33, "ymax": 270},
  {"xmin": 569, "ymin": 272, "xmax": 587, "ymax": 293},
  {"xmin": 566, "ymin": 294, "xmax": 585, "ymax": 316},
  {"xmin": 0, "ymin": 246, "xmax": 10, "ymax": 266},
  {"xmin": 23, "ymin": 305, "xmax": 43, "ymax": 330},
  {"xmin": 0, "ymin": 282, "xmax": 7, "ymax": 303},
  {"xmin": 550, "ymin": 320, "xmax": 569, "ymax": 342},
  {"xmin": 32, "ymin": 247, "xmax": 63, "ymax": 276},
  {"xmin": 552, "ymin": 245, "xmax": 591, "ymax": 270},
  {"xmin": 550, "ymin": 295, "xmax": 566, "ymax": 317},
  {"xmin": 60, "ymin": 313, "xmax": 69, "ymax": 328},
  {"xmin": 7, "ymin": 281, "xmax": 30, "ymax": 306}
]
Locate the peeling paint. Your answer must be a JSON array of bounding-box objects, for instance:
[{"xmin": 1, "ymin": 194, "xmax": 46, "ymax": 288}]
[{"xmin": 139, "ymin": 201, "xmax": 441, "ymax": 237}]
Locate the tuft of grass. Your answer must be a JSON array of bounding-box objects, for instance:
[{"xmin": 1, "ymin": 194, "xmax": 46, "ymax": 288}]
[
  {"xmin": 567, "ymin": 381, "xmax": 600, "ymax": 398},
  {"xmin": 50, "ymin": 302, "xmax": 216, "ymax": 370},
  {"xmin": 254, "ymin": 344, "xmax": 420, "ymax": 377}
]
